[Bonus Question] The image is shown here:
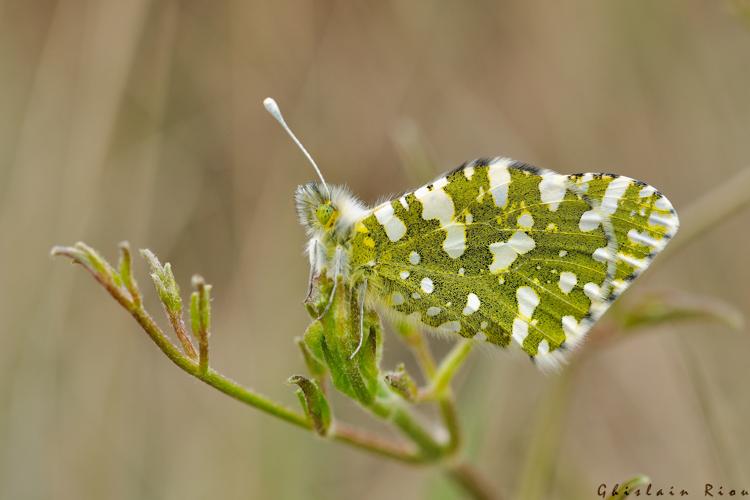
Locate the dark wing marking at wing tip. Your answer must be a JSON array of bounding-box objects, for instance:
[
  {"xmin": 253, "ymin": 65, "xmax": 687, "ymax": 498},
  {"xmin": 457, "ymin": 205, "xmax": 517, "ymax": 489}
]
[
  {"xmin": 446, "ymin": 158, "xmax": 486, "ymax": 177},
  {"xmin": 509, "ymin": 160, "xmax": 542, "ymax": 174}
]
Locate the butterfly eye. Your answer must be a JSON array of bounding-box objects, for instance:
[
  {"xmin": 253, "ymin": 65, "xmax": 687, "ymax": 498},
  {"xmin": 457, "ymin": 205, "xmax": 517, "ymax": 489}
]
[{"xmin": 316, "ymin": 203, "xmax": 337, "ymax": 228}]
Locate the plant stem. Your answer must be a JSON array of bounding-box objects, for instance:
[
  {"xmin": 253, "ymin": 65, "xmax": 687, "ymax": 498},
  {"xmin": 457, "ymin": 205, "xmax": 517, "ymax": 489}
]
[
  {"xmin": 406, "ymin": 328, "xmax": 438, "ymax": 378},
  {"xmin": 370, "ymin": 395, "xmax": 446, "ymax": 461},
  {"xmin": 446, "ymin": 461, "xmax": 500, "ymax": 500},
  {"xmin": 429, "ymin": 340, "xmax": 473, "ymax": 399},
  {"xmin": 332, "ymin": 422, "xmax": 422, "ymax": 463},
  {"xmin": 131, "ymin": 297, "xmax": 435, "ymax": 462},
  {"xmin": 439, "ymin": 397, "xmax": 461, "ymax": 455},
  {"xmin": 54, "ymin": 249, "xmax": 435, "ymax": 463}
]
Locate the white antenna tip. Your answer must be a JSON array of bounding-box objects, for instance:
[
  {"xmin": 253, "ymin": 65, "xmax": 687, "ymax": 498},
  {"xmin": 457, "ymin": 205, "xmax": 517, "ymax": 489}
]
[{"xmin": 263, "ymin": 97, "xmax": 281, "ymax": 118}]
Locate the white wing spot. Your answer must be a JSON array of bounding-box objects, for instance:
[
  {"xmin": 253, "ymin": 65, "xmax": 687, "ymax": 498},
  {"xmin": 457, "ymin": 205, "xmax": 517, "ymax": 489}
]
[
  {"xmin": 517, "ymin": 212, "xmax": 535, "ymax": 228},
  {"xmin": 426, "ymin": 306, "xmax": 442, "ymax": 317},
  {"xmin": 584, "ymin": 283, "xmax": 608, "ymax": 319},
  {"xmin": 655, "ymin": 196, "xmax": 672, "ymax": 211},
  {"xmin": 420, "ymin": 277, "xmax": 434, "ymax": 294},
  {"xmin": 392, "ymin": 292, "xmax": 405, "ymax": 306},
  {"xmin": 559, "ymin": 250, "xmax": 568, "ymax": 257},
  {"xmin": 584, "ymin": 282, "xmax": 604, "ymax": 302},
  {"xmin": 516, "ymin": 286, "xmax": 540, "ymax": 319},
  {"xmin": 558, "ymin": 271, "xmax": 577, "ymax": 294},
  {"xmin": 458, "ymin": 268, "xmax": 465, "ymax": 276},
  {"xmin": 412, "ymin": 292, "xmax": 421, "ymax": 299},
  {"xmin": 489, "ymin": 242, "xmax": 518, "ymax": 272},
  {"xmin": 539, "ymin": 173, "xmax": 567, "ymax": 211},
  {"xmin": 537, "ymin": 340, "xmax": 550, "ymax": 355},
  {"xmin": 463, "ymin": 165, "xmax": 475, "ymax": 180},
  {"xmin": 414, "ymin": 178, "xmax": 467, "ymax": 259},
  {"xmin": 409, "ymin": 251, "xmax": 421, "ymax": 265},
  {"xmin": 488, "ymin": 158, "xmax": 512, "ymax": 208},
  {"xmin": 443, "ymin": 224, "xmax": 467, "ymax": 259},
  {"xmin": 601, "ymin": 177, "xmax": 631, "ymax": 215},
  {"xmin": 415, "ymin": 177, "xmax": 454, "ymax": 226},
  {"xmin": 399, "ymin": 196, "xmax": 409, "ymax": 209},
  {"xmin": 474, "ymin": 332, "xmax": 487, "ymax": 342},
  {"xmin": 639, "ymin": 185, "xmax": 656, "ymax": 198},
  {"xmin": 627, "ymin": 228, "xmax": 665, "ymax": 250},
  {"xmin": 592, "ymin": 246, "xmax": 615, "ymax": 263},
  {"xmin": 579, "ymin": 209, "xmax": 602, "ymax": 232},
  {"xmin": 463, "ymin": 293, "xmax": 480, "ymax": 315},
  {"xmin": 578, "ymin": 173, "xmax": 594, "ymax": 193},
  {"xmin": 373, "ymin": 203, "xmax": 407, "ymax": 242},
  {"xmin": 617, "ymin": 252, "xmax": 648, "ymax": 271},
  {"xmin": 440, "ymin": 321, "xmax": 461, "ymax": 333},
  {"xmin": 562, "ymin": 315, "xmax": 583, "ymax": 339},
  {"xmin": 512, "ymin": 318, "xmax": 529, "ymax": 346},
  {"xmin": 508, "ymin": 231, "xmax": 536, "ymax": 254},
  {"xmin": 400, "ymin": 271, "xmax": 410, "ymax": 280},
  {"xmin": 648, "ymin": 211, "xmax": 679, "ymax": 234}
]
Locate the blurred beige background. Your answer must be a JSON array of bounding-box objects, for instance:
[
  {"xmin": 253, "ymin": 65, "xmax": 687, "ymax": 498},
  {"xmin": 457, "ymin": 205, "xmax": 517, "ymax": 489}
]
[{"xmin": 1, "ymin": 1, "xmax": 750, "ymax": 499}]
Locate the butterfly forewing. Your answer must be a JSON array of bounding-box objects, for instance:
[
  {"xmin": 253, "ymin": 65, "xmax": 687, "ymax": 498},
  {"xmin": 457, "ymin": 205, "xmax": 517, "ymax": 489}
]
[{"xmin": 349, "ymin": 158, "xmax": 678, "ymax": 368}]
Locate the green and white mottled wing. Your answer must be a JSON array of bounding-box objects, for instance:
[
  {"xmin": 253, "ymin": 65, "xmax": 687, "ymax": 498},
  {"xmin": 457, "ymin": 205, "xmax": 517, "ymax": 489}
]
[{"xmin": 349, "ymin": 158, "xmax": 678, "ymax": 369}]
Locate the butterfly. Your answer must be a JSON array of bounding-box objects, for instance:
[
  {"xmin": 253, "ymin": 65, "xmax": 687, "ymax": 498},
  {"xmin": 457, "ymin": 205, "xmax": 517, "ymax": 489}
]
[{"xmin": 265, "ymin": 98, "xmax": 679, "ymax": 370}]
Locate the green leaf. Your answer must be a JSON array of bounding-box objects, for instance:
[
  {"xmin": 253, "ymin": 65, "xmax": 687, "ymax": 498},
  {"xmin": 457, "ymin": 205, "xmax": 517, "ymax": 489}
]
[
  {"xmin": 117, "ymin": 241, "xmax": 141, "ymax": 307},
  {"xmin": 304, "ymin": 276, "xmax": 383, "ymax": 406},
  {"xmin": 296, "ymin": 336, "xmax": 327, "ymax": 380},
  {"xmin": 75, "ymin": 242, "xmax": 123, "ymax": 286},
  {"xmin": 140, "ymin": 248, "xmax": 182, "ymax": 314},
  {"xmin": 619, "ymin": 291, "xmax": 744, "ymax": 332},
  {"xmin": 189, "ymin": 275, "xmax": 212, "ymax": 333},
  {"xmin": 288, "ymin": 375, "xmax": 331, "ymax": 436},
  {"xmin": 190, "ymin": 275, "xmax": 212, "ymax": 372}
]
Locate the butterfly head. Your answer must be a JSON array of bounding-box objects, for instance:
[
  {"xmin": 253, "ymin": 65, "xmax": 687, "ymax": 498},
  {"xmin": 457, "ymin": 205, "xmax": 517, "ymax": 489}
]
[
  {"xmin": 295, "ymin": 182, "xmax": 367, "ymax": 242},
  {"xmin": 295, "ymin": 182, "xmax": 337, "ymax": 233}
]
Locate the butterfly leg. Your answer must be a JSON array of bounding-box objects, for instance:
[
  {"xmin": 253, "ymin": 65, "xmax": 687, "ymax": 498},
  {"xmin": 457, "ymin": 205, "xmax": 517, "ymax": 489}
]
[
  {"xmin": 349, "ymin": 277, "xmax": 368, "ymax": 360},
  {"xmin": 314, "ymin": 245, "xmax": 343, "ymax": 321},
  {"xmin": 303, "ymin": 239, "xmax": 319, "ymax": 304}
]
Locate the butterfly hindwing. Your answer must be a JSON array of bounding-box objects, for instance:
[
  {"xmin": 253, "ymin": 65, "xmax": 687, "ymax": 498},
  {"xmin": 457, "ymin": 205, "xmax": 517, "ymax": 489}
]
[{"xmin": 349, "ymin": 158, "xmax": 678, "ymax": 368}]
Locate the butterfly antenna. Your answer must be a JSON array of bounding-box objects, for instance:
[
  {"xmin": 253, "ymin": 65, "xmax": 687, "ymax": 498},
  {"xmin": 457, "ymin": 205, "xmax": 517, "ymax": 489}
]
[{"xmin": 263, "ymin": 97, "xmax": 330, "ymax": 195}]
